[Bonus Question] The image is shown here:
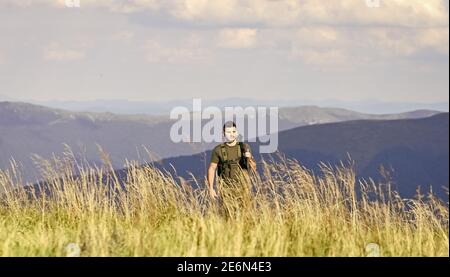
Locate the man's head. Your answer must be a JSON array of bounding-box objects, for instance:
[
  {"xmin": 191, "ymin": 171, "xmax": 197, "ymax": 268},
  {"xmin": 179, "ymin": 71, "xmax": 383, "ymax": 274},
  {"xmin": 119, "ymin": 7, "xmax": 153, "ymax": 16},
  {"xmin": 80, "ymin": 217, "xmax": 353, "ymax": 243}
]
[{"xmin": 223, "ymin": 121, "xmax": 238, "ymax": 143}]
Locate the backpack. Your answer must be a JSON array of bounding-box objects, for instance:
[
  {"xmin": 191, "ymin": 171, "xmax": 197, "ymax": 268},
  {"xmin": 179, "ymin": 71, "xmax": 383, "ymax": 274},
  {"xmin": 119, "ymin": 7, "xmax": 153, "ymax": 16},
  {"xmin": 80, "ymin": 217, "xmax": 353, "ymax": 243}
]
[{"xmin": 217, "ymin": 142, "xmax": 249, "ymax": 179}]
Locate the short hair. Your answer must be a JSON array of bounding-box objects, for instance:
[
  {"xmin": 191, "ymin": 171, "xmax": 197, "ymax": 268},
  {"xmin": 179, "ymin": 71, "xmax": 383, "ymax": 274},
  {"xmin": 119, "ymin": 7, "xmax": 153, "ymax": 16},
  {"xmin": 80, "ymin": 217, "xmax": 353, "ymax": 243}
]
[{"xmin": 223, "ymin": 121, "xmax": 236, "ymax": 132}]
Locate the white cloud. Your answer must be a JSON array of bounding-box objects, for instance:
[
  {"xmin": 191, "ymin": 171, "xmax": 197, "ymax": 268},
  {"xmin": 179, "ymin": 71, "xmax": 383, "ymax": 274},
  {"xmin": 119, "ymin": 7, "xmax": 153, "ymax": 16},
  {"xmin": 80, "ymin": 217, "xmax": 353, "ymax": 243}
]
[
  {"xmin": 170, "ymin": 0, "xmax": 243, "ymax": 23},
  {"xmin": 43, "ymin": 42, "xmax": 86, "ymax": 62},
  {"xmin": 416, "ymin": 27, "xmax": 449, "ymax": 55},
  {"xmin": 289, "ymin": 25, "xmax": 449, "ymax": 67},
  {"xmin": 86, "ymin": 0, "xmax": 162, "ymax": 13},
  {"xmin": 5, "ymin": 0, "xmax": 447, "ymax": 28},
  {"xmin": 295, "ymin": 27, "xmax": 340, "ymax": 47},
  {"xmin": 169, "ymin": 0, "xmax": 449, "ymax": 28},
  {"xmin": 31, "ymin": 0, "xmax": 447, "ymax": 65},
  {"xmin": 144, "ymin": 36, "xmax": 211, "ymax": 64},
  {"xmin": 0, "ymin": 0, "xmax": 35, "ymax": 8},
  {"xmin": 217, "ymin": 28, "xmax": 257, "ymax": 49},
  {"xmin": 364, "ymin": 27, "xmax": 449, "ymax": 57},
  {"xmin": 0, "ymin": 0, "xmax": 446, "ymax": 71},
  {"xmin": 0, "ymin": 0, "xmax": 162, "ymax": 12}
]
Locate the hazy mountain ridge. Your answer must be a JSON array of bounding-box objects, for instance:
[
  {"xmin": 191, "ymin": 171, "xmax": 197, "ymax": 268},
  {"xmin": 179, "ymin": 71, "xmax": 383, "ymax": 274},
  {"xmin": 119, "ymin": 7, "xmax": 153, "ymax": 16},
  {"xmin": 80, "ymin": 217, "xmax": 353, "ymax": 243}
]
[
  {"xmin": 0, "ymin": 101, "xmax": 445, "ymax": 184},
  {"xmin": 278, "ymin": 105, "xmax": 439, "ymax": 125},
  {"xmin": 7, "ymin": 97, "xmax": 448, "ymax": 115},
  {"xmin": 0, "ymin": 101, "xmax": 168, "ymax": 126}
]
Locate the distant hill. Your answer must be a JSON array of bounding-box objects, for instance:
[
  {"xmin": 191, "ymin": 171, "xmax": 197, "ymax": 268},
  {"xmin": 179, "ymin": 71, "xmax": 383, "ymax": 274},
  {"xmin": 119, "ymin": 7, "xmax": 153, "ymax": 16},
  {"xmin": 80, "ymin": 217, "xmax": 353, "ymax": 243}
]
[
  {"xmin": 0, "ymin": 101, "xmax": 444, "ymax": 184},
  {"xmin": 33, "ymin": 97, "xmax": 449, "ymax": 115},
  {"xmin": 148, "ymin": 113, "xmax": 449, "ymax": 200},
  {"xmin": 278, "ymin": 106, "xmax": 440, "ymax": 129},
  {"xmin": 0, "ymin": 101, "xmax": 203, "ymax": 182}
]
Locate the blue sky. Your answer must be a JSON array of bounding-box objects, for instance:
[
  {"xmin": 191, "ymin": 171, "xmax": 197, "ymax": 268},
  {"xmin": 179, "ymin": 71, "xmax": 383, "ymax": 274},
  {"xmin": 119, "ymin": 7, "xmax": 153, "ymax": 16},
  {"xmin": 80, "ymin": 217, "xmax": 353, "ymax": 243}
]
[{"xmin": 0, "ymin": 0, "xmax": 448, "ymax": 104}]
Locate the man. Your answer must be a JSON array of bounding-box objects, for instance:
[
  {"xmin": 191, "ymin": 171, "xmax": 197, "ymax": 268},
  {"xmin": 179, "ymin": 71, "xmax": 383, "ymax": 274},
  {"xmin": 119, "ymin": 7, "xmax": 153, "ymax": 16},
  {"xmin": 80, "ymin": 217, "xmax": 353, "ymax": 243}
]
[{"xmin": 207, "ymin": 121, "xmax": 257, "ymax": 200}]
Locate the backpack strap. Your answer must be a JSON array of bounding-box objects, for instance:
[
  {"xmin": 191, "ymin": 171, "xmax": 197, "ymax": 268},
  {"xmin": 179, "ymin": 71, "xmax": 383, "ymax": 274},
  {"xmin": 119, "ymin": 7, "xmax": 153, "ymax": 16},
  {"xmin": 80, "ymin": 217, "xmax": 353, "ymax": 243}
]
[
  {"xmin": 237, "ymin": 142, "xmax": 242, "ymax": 159},
  {"xmin": 220, "ymin": 144, "xmax": 228, "ymax": 162}
]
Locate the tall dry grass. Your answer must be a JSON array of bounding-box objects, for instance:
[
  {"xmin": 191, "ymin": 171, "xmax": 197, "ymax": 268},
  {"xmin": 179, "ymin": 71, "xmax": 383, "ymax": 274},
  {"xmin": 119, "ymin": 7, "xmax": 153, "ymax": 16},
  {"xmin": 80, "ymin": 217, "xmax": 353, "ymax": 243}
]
[{"xmin": 0, "ymin": 149, "xmax": 448, "ymax": 256}]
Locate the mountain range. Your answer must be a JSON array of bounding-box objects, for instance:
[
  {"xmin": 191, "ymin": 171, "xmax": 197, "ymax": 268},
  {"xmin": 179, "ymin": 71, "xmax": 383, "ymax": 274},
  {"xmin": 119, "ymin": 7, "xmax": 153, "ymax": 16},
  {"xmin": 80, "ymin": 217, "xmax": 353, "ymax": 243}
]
[
  {"xmin": 0, "ymin": 101, "xmax": 446, "ymax": 193},
  {"xmin": 1, "ymin": 95, "xmax": 448, "ymax": 115}
]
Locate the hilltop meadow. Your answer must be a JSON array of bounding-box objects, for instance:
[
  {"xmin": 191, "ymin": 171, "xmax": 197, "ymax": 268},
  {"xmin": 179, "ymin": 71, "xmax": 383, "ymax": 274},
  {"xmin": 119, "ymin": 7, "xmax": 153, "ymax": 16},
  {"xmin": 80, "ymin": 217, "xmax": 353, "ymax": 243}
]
[{"xmin": 0, "ymin": 150, "xmax": 448, "ymax": 257}]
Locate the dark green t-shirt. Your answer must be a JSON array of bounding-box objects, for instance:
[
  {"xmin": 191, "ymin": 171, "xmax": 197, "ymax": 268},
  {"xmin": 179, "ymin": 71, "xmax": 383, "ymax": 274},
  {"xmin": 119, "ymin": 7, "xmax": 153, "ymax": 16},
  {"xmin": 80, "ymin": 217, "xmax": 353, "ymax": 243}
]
[
  {"xmin": 210, "ymin": 143, "xmax": 241, "ymax": 164},
  {"xmin": 210, "ymin": 142, "xmax": 252, "ymax": 180}
]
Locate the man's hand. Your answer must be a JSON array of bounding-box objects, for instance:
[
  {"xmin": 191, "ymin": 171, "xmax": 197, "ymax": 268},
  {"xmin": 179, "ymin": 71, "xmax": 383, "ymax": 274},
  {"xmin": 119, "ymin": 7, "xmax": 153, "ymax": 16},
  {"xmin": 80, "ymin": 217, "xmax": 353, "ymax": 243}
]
[
  {"xmin": 209, "ymin": 188, "xmax": 218, "ymax": 200},
  {"xmin": 244, "ymin": 151, "xmax": 257, "ymax": 172}
]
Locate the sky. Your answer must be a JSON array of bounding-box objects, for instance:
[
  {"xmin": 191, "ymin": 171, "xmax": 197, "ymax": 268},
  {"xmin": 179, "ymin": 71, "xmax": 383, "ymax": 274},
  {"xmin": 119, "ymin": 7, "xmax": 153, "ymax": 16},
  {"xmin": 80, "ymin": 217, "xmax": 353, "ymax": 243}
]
[{"xmin": 0, "ymin": 0, "xmax": 448, "ymax": 104}]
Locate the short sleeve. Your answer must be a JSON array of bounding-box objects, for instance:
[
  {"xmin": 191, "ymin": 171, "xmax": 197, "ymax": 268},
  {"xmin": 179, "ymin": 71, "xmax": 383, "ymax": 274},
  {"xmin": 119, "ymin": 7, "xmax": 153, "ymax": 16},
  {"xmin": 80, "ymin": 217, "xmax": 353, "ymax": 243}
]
[{"xmin": 210, "ymin": 147, "xmax": 220, "ymax": 164}]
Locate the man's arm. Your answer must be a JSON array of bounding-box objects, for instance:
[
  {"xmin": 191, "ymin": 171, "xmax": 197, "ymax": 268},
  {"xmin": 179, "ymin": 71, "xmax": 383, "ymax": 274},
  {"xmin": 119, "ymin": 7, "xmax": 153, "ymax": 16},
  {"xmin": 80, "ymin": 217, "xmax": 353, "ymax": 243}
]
[
  {"xmin": 243, "ymin": 144, "xmax": 257, "ymax": 172},
  {"xmin": 207, "ymin": 162, "xmax": 218, "ymax": 199}
]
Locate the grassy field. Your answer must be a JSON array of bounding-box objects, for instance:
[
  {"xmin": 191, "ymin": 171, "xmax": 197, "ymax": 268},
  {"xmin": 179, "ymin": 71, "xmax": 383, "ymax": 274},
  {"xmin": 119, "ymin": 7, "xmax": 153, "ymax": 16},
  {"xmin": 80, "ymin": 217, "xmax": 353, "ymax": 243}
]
[{"xmin": 0, "ymin": 151, "xmax": 448, "ymax": 257}]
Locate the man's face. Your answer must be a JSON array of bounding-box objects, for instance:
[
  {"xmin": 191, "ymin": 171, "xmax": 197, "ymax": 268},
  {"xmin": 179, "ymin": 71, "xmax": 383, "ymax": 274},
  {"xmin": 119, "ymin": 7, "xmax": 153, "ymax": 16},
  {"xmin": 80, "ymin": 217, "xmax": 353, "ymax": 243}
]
[{"xmin": 224, "ymin": 127, "xmax": 238, "ymax": 142}]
